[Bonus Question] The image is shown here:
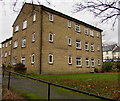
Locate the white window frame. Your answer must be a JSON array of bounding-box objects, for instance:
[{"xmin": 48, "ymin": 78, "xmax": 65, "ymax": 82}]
[
  {"xmin": 6, "ymin": 42, "xmax": 8, "ymax": 48},
  {"xmin": 33, "ymin": 13, "xmax": 36, "ymax": 22},
  {"xmin": 84, "ymin": 28, "xmax": 88, "ymax": 35},
  {"xmin": 96, "ymin": 32, "xmax": 99, "ymax": 37},
  {"xmin": 68, "ymin": 20, "xmax": 71, "ymax": 28},
  {"xmin": 75, "ymin": 23, "xmax": 80, "ymax": 32},
  {"xmin": 91, "ymin": 59, "xmax": 95, "ymax": 67},
  {"xmin": 48, "ymin": 54, "xmax": 53, "ymax": 64},
  {"xmin": 32, "ymin": 33, "xmax": 36, "ymax": 42},
  {"xmin": 85, "ymin": 42, "xmax": 89, "ymax": 50},
  {"xmin": 68, "ymin": 38, "xmax": 72, "ymax": 46},
  {"xmin": 15, "ymin": 25, "xmax": 19, "ymax": 32},
  {"xmin": 90, "ymin": 30, "xmax": 94, "ymax": 36},
  {"xmin": 49, "ymin": 32, "xmax": 53, "ymax": 42},
  {"xmin": 8, "ymin": 51, "xmax": 11, "ymax": 56},
  {"xmin": 21, "ymin": 57, "xmax": 26, "ymax": 65},
  {"xmin": 91, "ymin": 43, "xmax": 94, "ymax": 51},
  {"xmin": 22, "ymin": 37, "xmax": 26, "ymax": 48},
  {"xmin": 23, "ymin": 20, "xmax": 27, "ymax": 29},
  {"xmin": 86, "ymin": 58, "xmax": 89, "ymax": 67},
  {"xmin": 76, "ymin": 57, "xmax": 82, "ymax": 67},
  {"xmin": 49, "ymin": 14, "xmax": 53, "ymax": 22},
  {"xmin": 98, "ymin": 59, "xmax": 101, "ymax": 65},
  {"xmin": 14, "ymin": 40, "xmax": 18, "ymax": 48},
  {"xmin": 5, "ymin": 52, "xmax": 7, "ymax": 58},
  {"xmin": 31, "ymin": 54, "xmax": 35, "ymax": 64},
  {"xmin": 68, "ymin": 56, "xmax": 72, "ymax": 65},
  {"xmin": 97, "ymin": 45, "xmax": 100, "ymax": 51},
  {"xmin": 76, "ymin": 40, "xmax": 81, "ymax": 49},
  {"xmin": 9, "ymin": 40, "xmax": 12, "ymax": 45},
  {"xmin": 13, "ymin": 56, "xmax": 17, "ymax": 65}
]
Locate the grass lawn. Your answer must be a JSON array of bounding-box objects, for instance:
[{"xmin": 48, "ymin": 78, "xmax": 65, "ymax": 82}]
[{"xmin": 27, "ymin": 73, "xmax": 120, "ymax": 100}]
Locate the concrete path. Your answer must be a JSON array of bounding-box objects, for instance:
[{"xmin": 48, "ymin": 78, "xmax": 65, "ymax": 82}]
[
  {"xmin": 0, "ymin": 68, "xmax": 2, "ymax": 101},
  {"xmin": 3, "ymin": 74, "xmax": 98, "ymax": 100}
]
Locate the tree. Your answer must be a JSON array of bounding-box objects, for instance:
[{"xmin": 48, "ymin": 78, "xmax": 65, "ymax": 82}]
[{"xmin": 74, "ymin": 0, "xmax": 120, "ymax": 27}]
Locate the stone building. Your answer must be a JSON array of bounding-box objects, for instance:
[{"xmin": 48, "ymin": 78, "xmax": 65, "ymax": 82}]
[{"xmin": 2, "ymin": 3, "xmax": 103, "ymax": 74}]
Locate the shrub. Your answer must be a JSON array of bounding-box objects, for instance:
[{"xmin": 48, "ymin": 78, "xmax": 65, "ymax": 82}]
[
  {"xmin": 7, "ymin": 64, "xmax": 13, "ymax": 70},
  {"xmin": 14, "ymin": 63, "xmax": 26, "ymax": 74},
  {"xmin": 103, "ymin": 62, "xmax": 114, "ymax": 72},
  {"xmin": 94, "ymin": 68, "xmax": 98, "ymax": 73}
]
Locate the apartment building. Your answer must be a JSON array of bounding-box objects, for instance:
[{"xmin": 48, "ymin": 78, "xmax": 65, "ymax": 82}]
[
  {"xmin": 3, "ymin": 3, "xmax": 103, "ymax": 74},
  {"xmin": 1, "ymin": 37, "xmax": 12, "ymax": 66}
]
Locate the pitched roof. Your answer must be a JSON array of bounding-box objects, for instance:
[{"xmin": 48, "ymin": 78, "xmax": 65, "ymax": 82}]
[
  {"xmin": 102, "ymin": 44, "xmax": 117, "ymax": 52},
  {"xmin": 13, "ymin": 3, "xmax": 103, "ymax": 32},
  {"xmin": 1, "ymin": 37, "xmax": 12, "ymax": 44},
  {"xmin": 113, "ymin": 46, "xmax": 120, "ymax": 52}
]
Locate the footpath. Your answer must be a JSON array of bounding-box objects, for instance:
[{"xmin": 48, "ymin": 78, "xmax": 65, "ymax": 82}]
[{"xmin": 3, "ymin": 73, "xmax": 98, "ymax": 100}]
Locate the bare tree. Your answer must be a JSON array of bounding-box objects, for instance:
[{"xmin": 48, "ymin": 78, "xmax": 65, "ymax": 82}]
[{"xmin": 74, "ymin": 0, "xmax": 120, "ymax": 27}]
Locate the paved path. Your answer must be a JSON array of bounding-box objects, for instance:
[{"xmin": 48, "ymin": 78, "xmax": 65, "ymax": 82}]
[
  {"xmin": 3, "ymin": 74, "xmax": 98, "ymax": 100},
  {"xmin": 0, "ymin": 68, "xmax": 2, "ymax": 100}
]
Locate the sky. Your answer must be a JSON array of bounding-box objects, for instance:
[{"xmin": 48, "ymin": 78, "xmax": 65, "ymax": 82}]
[{"xmin": 0, "ymin": 0, "xmax": 119, "ymax": 46}]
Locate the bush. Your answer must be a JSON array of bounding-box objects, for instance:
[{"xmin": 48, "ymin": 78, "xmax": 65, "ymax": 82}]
[
  {"xmin": 7, "ymin": 64, "xmax": 13, "ymax": 70},
  {"xmin": 103, "ymin": 62, "xmax": 114, "ymax": 72},
  {"xmin": 14, "ymin": 63, "xmax": 26, "ymax": 74},
  {"xmin": 94, "ymin": 68, "xmax": 98, "ymax": 73}
]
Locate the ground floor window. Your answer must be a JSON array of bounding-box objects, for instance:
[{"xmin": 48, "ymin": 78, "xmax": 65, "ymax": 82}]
[
  {"xmin": 31, "ymin": 54, "xmax": 35, "ymax": 64},
  {"xmin": 21, "ymin": 57, "xmax": 25, "ymax": 65},
  {"xmin": 91, "ymin": 59, "xmax": 95, "ymax": 67},
  {"xmin": 48, "ymin": 54, "xmax": 53, "ymax": 64},
  {"xmin": 68, "ymin": 56, "xmax": 72, "ymax": 65},
  {"xmin": 76, "ymin": 57, "xmax": 82, "ymax": 67},
  {"xmin": 86, "ymin": 58, "xmax": 89, "ymax": 67}
]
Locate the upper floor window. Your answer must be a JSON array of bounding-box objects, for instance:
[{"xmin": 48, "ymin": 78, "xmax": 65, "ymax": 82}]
[
  {"xmin": 5, "ymin": 52, "xmax": 7, "ymax": 58},
  {"xmin": 84, "ymin": 28, "xmax": 88, "ymax": 35},
  {"xmin": 6, "ymin": 42, "xmax": 8, "ymax": 48},
  {"xmin": 49, "ymin": 14, "xmax": 53, "ymax": 22},
  {"xmin": 97, "ymin": 45, "xmax": 100, "ymax": 51},
  {"xmin": 15, "ymin": 25, "xmax": 19, "ymax": 32},
  {"xmin": 85, "ymin": 42, "xmax": 89, "ymax": 50},
  {"xmin": 91, "ymin": 43, "xmax": 94, "ymax": 51},
  {"xmin": 2, "ymin": 44, "xmax": 4, "ymax": 48},
  {"xmin": 90, "ymin": 30, "xmax": 94, "ymax": 36},
  {"xmin": 96, "ymin": 32, "xmax": 99, "ymax": 37},
  {"xmin": 76, "ymin": 57, "xmax": 82, "ymax": 67},
  {"xmin": 49, "ymin": 32, "xmax": 53, "ymax": 42},
  {"xmin": 22, "ymin": 37, "xmax": 26, "ymax": 48},
  {"xmin": 68, "ymin": 20, "xmax": 71, "ymax": 28},
  {"xmin": 91, "ymin": 59, "xmax": 95, "ymax": 67},
  {"xmin": 23, "ymin": 20, "xmax": 27, "ymax": 29},
  {"xmin": 86, "ymin": 58, "xmax": 89, "ymax": 67},
  {"xmin": 68, "ymin": 38, "xmax": 72, "ymax": 46},
  {"xmin": 33, "ymin": 13, "xmax": 36, "ymax": 22},
  {"xmin": 75, "ymin": 23, "xmax": 80, "ymax": 32},
  {"xmin": 9, "ymin": 40, "xmax": 12, "ymax": 45},
  {"xmin": 8, "ymin": 51, "xmax": 11, "ymax": 56},
  {"xmin": 14, "ymin": 40, "xmax": 18, "ymax": 48},
  {"xmin": 32, "ymin": 33, "xmax": 36, "ymax": 42},
  {"xmin": 48, "ymin": 54, "xmax": 53, "ymax": 64},
  {"xmin": 98, "ymin": 59, "xmax": 101, "ymax": 65},
  {"xmin": 31, "ymin": 54, "xmax": 35, "ymax": 64},
  {"xmin": 21, "ymin": 57, "xmax": 25, "ymax": 65},
  {"xmin": 68, "ymin": 56, "xmax": 72, "ymax": 65},
  {"xmin": 76, "ymin": 40, "xmax": 81, "ymax": 49}
]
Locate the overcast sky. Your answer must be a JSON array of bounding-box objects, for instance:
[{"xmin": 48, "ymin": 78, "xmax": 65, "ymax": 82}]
[{"xmin": 0, "ymin": 0, "xmax": 118, "ymax": 46}]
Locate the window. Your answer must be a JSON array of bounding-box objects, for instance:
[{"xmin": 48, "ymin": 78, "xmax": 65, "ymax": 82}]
[
  {"xmin": 33, "ymin": 13, "xmax": 36, "ymax": 22},
  {"xmin": 68, "ymin": 20, "xmax": 71, "ymax": 27},
  {"xmin": 97, "ymin": 45, "xmax": 100, "ymax": 51},
  {"xmin": 96, "ymin": 32, "xmax": 99, "ymax": 37},
  {"xmin": 1, "ymin": 54, "xmax": 3, "ymax": 58},
  {"xmin": 14, "ymin": 40, "xmax": 18, "ymax": 48},
  {"xmin": 23, "ymin": 20, "xmax": 27, "ymax": 29},
  {"xmin": 84, "ymin": 28, "xmax": 88, "ymax": 35},
  {"xmin": 5, "ymin": 52, "xmax": 7, "ymax": 58},
  {"xmin": 76, "ymin": 57, "xmax": 82, "ymax": 67},
  {"xmin": 48, "ymin": 54, "xmax": 53, "ymax": 64},
  {"xmin": 91, "ymin": 59, "xmax": 95, "ymax": 67},
  {"xmin": 22, "ymin": 37, "xmax": 26, "ymax": 47},
  {"xmin": 8, "ymin": 51, "xmax": 11, "ymax": 56},
  {"xmin": 91, "ymin": 43, "xmax": 94, "ymax": 51},
  {"xmin": 2, "ymin": 44, "xmax": 4, "ymax": 48},
  {"xmin": 90, "ymin": 30, "xmax": 94, "ymax": 36},
  {"xmin": 86, "ymin": 58, "xmax": 89, "ymax": 67},
  {"xmin": 75, "ymin": 23, "xmax": 80, "ymax": 32},
  {"xmin": 15, "ymin": 25, "xmax": 19, "ymax": 32},
  {"xmin": 21, "ymin": 57, "xmax": 25, "ymax": 65},
  {"xmin": 32, "ymin": 33, "xmax": 36, "ymax": 42},
  {"xmin": 49, "ymin": 32, "xmax": 53, "ymax": 42},
  {"xmin": 106, "ymin": 51, "xmax": 108, "ymax": 55},
  {"xmin": 49, "ymin": 14, "xmax": 53, "ymax": 22},
  {"xmin": 6, "ymin": 42, "xmax": 8, "ymax": 48},
  {"xmin": 68, "ymin": 56, "xmax": 72, "ymax": 65},
  {"xmin": 76, "ymin": 40, "xmax": 81, "ymax": 49},
  {"xmin": 98, "ymin": 59, "xmax": 100, "ymax": 65},
  {"xmin": 68, "ymin": 38, "xmax": 72, "ymax": 46},
  {"xmin": 9, "ymin": 40, "xmax": 11, "ymax": 45},
  {"xmin": 13, "ymin": 57, "xmax": 17, "ymax": 65},
  {"xmin": 85, "ymin": 42, "xmax": 89, "ymax": 50},
  {"xmin": 31, "ymin": 54, "xmax": 35, "ymax": 64}
]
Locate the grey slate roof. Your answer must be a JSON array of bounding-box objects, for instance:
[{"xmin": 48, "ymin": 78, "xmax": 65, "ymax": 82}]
[{"xmin": 102, "ymin": 44, "xmax": 117, "ymax": 52}]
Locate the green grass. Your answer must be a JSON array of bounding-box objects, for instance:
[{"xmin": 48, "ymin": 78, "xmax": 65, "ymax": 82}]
[{"xmin": 26, "ymin": 73, "xmax": 119, "ymax": 100}]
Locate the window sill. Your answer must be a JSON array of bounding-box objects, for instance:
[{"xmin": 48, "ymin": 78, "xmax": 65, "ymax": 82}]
[
  {"xmin": 22, "ymin": 28, "xmax": 27, "ymax": 31},
  {"xmin": 68, "ymin": 63, "xmax": 72, "ymax": 65},
  {"xmin": 49, "ymin": 20, "xmax": 54, "ymax": 23},
  {"xmin": 31, "ymin": 62, "xmax": 34, "ymax": 65},
  {"xmin": 92, "ymin": 66, "xmax": 95, "ymax": 68},
  {"xmin": 21, "ymin": 46, "xmax": 26, "ymax": 48},
  {"xmin": 85, "ymin": 49, "xmax": 89, "ymax": 51},
  {"xmin": 48, "ymin": 62, "xmax": 53, "ymax": 65},
  {"xmin": 86, "ymin": 66, "xmax": 90, "ymax": 68},
  {"xmin": 13, "ymin": 47, "xmax": 18, "ymax": 49},
  {"xmin": 33, "ymin": 20, "xmax": 36, "ymax": 23},
  {"xmin": 32, "ymin": 41, "xmax": 35, "ymax": 43},
  {"xmin": 14, "ymin": 30, "xmax": 19, "ymax": 33},
  {"xmin": 49, "ymin": 41, "xmax": 53, "ymax": 43},
  {"xmin": 91, "ymin": 50, "xmax": 94, "ymax": 52},
  {"xmin": 76, "ymin": 48, "xmax": 81, "ymax": 50},
  {"xmin": 68, "ymin": 44, "xmax": 72, "ymax": 46}
]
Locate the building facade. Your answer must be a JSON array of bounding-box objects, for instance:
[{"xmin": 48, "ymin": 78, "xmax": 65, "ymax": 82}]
[
  {"xmin": 2, "ymin": 3, "xmax": 103, "ymax": 74},
  {"xmin": 1, "ymin": 37, "xmax": 12, "ymax": 66}
]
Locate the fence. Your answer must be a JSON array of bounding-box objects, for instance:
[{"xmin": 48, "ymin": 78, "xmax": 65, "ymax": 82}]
[{"xmin": 3, "ymin": 69, "xmax": 116, "ymax": 101}]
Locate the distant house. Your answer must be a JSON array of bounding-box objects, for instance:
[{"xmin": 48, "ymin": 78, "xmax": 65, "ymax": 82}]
[
  {"xmin": 113, "ymin": 46, "xmax": 120, "ymax": 62},
  {"xmin": 103, "ymin": 44, "xmax": 119, "ymax": 62}
]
